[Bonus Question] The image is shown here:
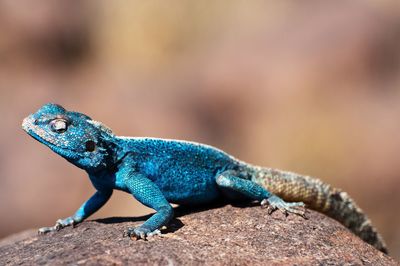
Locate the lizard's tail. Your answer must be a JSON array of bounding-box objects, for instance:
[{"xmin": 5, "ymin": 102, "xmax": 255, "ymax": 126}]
[{"xmin": 249, "ymin": 166, "xmax": 388, "ymax": 254}]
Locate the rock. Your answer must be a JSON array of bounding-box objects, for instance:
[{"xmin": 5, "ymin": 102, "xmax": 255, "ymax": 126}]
[{"xmin": 0, "ymin": 205, "xmax": 397, "ymax": 265}]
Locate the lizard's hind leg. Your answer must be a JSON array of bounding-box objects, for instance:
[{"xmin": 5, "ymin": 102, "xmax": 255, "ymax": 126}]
[{"xmin": 216, "ymin": 170, "xmax": 306, "ymax": 218}]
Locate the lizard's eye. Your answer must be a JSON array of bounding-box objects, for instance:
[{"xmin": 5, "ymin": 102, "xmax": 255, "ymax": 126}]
[{"xmin": 50, "ymin": 118, "xmax": 68, "ymax": 133}]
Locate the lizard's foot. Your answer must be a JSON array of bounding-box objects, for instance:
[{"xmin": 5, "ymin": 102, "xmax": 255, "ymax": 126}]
[
  {"xmin": 261, "ymin": 196, "xmax": 307, "ymax": 218},
  {"xmin": 38, "ymin": 217, "xmax": 76, "ymax": 234},
  {"xmin": 123, "ymin": 226, "xmax": 162, "ymax": 240}
]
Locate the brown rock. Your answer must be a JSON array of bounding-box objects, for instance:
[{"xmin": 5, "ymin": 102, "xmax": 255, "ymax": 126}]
[{"xmin": 0, "ymin": 205, "xmax": 397, "ymax": 265}]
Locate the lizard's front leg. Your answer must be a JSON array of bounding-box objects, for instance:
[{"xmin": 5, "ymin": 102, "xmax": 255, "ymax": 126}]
[
  {"xmin": 39, "ymin": 189, "xmax": 112, "ymax": 234},
  {"xmin": 123, "ymin": 172, "xmax": 173, "ymax": 240},
  {"xmin": 216, "ymin": 170, "xmax": 306, "ymax": 217}
]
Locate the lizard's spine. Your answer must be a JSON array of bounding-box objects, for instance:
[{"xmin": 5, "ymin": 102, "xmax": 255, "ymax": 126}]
[{"xmin": 246, "ymin": 165, "xmax": 388, "ymax": 253}]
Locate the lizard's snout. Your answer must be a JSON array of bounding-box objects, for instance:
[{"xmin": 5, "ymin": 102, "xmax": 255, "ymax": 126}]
[{"xmin": 22, "ymin": 115, "xmax": 35, "ymax": 132}]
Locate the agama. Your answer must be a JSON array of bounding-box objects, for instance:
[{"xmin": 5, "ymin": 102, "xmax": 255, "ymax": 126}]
[{"xmin": 22, "ymin": 103, "xmax": 387, "ymax": 253}]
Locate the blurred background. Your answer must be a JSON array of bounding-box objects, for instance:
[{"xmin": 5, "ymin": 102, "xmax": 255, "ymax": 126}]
[{"xmin": 1, "ymin": 0, "xmax": 400, "ymax": 258}]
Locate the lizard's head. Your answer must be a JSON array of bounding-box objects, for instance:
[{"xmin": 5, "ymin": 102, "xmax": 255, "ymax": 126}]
[{"xmin": 22, "ymin": 103, "xmax": 116, "ymax": 172}]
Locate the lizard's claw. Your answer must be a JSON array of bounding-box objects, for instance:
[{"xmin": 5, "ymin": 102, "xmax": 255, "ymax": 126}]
[
  {"xmin": 38, "ymin": 217, "xmax": 76, "ymax": 235},
  {"xmin": 38, "ymin": 226, "xmax": 57, "ymax": 234},
  {"xmin": 123, "ymin": 226, "xmax": 162, "ymax": 240},
  {"xmin": 261, "ymin": 196, "xmax": 307, "ymax": 219}
]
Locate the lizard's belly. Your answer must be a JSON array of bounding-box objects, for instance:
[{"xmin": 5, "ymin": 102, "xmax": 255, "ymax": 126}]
[{"xmin": 153, "ymin": 172, "xmax": 221, "ymax": 205}]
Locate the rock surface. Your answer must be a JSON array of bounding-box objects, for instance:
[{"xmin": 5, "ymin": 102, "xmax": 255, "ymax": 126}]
[{"xmin": 0, "ymin": 205, "xmax": 397, "ymax": 265}]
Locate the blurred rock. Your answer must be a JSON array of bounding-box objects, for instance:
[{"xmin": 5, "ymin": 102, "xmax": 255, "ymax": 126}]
[{"xmin": 0, "ymin": 205, "xmax": 396, "ymax": 265}]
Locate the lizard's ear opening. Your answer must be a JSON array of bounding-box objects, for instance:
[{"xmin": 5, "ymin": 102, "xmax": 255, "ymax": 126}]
[{"xmin": 85, "ymin": 140, "xmax": 96, "ymax": 152}]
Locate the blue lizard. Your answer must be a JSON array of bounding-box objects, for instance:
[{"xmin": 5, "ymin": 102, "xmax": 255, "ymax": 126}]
[{"xmin": 22, "ymin": 103, "xmax": 387, "ymax": 253}]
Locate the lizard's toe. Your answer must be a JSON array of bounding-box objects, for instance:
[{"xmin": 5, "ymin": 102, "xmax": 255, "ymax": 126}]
[
  {"xmin": 38, "ymin": 226, "xmax": 56, "ymax": 234},
  {"xmin": 147, "ymin": 229, "xmax": 162, "ymax": 237},
  {"xmin": 39, "ymin": 217, "xmax": 78, "ymax": 235},
  {"xmin": 123, "ymin": 227, "xmax": 136, "ymax": 238},
  {"xmin": 124, "ymin": 226, "xmax": 161, "ymax": 240},
  {"xmin": 262, "ymin": 196, "xmax": 307, "ymax": 218}
]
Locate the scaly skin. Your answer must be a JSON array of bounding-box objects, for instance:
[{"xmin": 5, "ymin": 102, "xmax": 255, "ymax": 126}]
[{"xmin": 22, "ymin": 103, "xmax": 387, "ymax": 253}]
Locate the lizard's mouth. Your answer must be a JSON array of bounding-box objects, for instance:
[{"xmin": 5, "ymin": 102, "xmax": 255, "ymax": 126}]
[{"xmin": 22, "ymin": 115, "xmax": 81, "ymax": 160}]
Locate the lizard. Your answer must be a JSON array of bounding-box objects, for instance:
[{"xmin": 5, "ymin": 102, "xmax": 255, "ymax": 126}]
[{"xmin": 22, "ymin": 103, "xmax": 388, "ymax": 253}]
